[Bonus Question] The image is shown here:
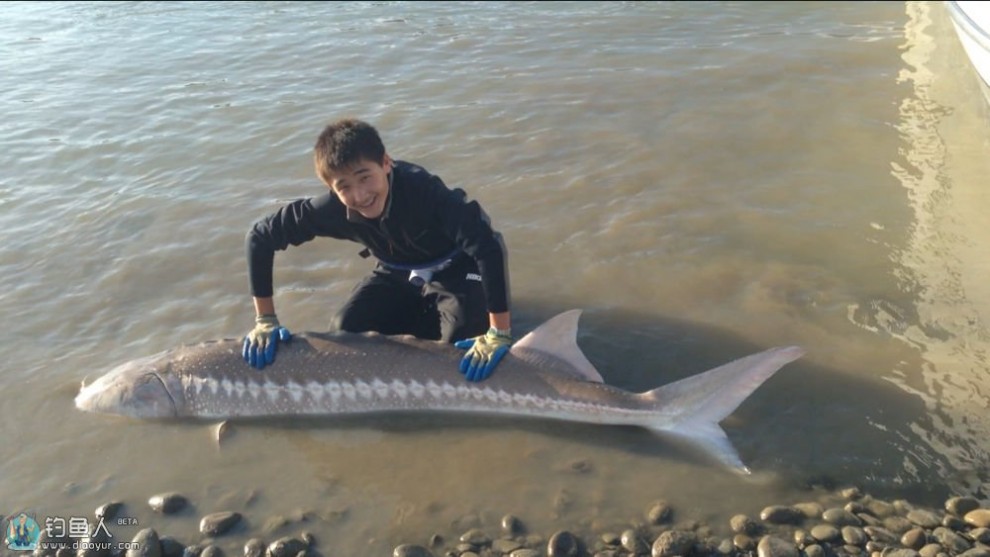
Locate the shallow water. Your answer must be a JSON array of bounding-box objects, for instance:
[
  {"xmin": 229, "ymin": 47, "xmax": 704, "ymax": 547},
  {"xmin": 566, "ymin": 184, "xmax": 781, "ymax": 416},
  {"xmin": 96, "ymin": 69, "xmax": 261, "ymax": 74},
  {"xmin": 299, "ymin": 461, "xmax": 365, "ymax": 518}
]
[{"xmin": 2, "ymin": 1, "xmax": 989, "ymax": 554}]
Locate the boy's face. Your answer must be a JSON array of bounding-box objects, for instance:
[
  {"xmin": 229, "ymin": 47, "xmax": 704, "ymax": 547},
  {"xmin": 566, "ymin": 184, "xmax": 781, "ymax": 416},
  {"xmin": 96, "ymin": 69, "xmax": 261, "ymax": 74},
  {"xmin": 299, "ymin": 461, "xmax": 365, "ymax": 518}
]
[{"xmin": 326, "ymin": 155, "xmax": 392, "ymax": 219}]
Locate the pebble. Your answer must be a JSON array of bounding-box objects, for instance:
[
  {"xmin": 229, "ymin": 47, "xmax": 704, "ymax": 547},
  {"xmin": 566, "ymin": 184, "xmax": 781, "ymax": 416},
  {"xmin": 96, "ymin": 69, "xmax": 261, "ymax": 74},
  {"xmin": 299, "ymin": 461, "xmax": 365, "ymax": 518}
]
[
  {"xmin": 842, "ymin": 526, "xmax": 867, "ymax": 546},
  {"xmin": 510, "ymin": 550, "xmax": 540, "ymax": 557},
  {"xmin": 127, "ymin": 528, "xmax": 161, "ymax": 557},
  {"xmin": 95, "ymin": 502, "xmax": 124, "ymax": 521},
  {"xmin": 493, "ymin": 539, "xmax": 523, "ymax": 554},
  {"xmin": 901, "ymin": 527, "xmax": 927, "ymax": 549},
  {"xmin": 393, "ymin": 545, "xmax": 434, "ymax": 557},
  {"xmin": 842, "ymin": 487, "xmax": 864, "ymax": 500},
  {"xmin": 810, "ymin": 524, "xmax": 840, "ymax": 543},
  {"xmin": 908, "ymin": 510, "xmax": 942, "ymax": 529},
  {"xmin": 946, "ymin": 497, "xmax": 982, "ymax": 517},
  {"xmin": 757, "ymin": 535, "xmax": 799, "ymax": 557},
  {"xmin": 653, "ymin": 530, "xmax": 697, "ymax": 557},
  {"xmin": 943, "ymin": 515, "xmax": 966, "ymax": 530},
  {"xmin": 885, "ymin": 516, "xmax": 916, "ymax": 534},
  {"xmin": 267, "ymin": 538, "xmax": 307, "ymax": 557},
  {"xmin": 199, "ymin": 512, "xmax": 242, "ymax": 537},
  {"xmin": 243, "ymin": 539, "xmax": 265, "ymax": 557},
  {"xmin": 804, "ymin": 544, "xmax": 826, "ymax": 557},
  {"xmin": 971, "ymin": 527, "xmax": 990, "ymax": 544},
  {"xmin": 761, "ymin": 506, "xmax": 804, "ymax": 525},
  {"xmin": 548, "ymin": 530, "xmax": 580, "ymax": 557},
  {"xmin": 149, "ymin": 493, "xmax": 189, "ymax": 514},
  {"xmin": 459, "ymin": 529, "xmax": 490, "ymax": 546},
  {"xmin": 734, "ymin": 534, "xmax": 757, "ymax": 551},
  {"xmin": 620, "ymin": 529, "xmax": 647, "ymax": 554},
  {"xmin": 160, "ymin": 536, "xmax": 185, "ymax": 557},
  {"xmin": 885, "ymin": 551, "xmax": 920, "ymax": 557},
  {"xmin": 648, "ymin": 501, "xmax": 673, "ymax": 525},
  {"xmin": 965, "ymin": 510, "xmax": 990, "ymax": 529},
  {"xmin": 199, "ymin": 547, "xmax": 222, "ymax": 557},
  {"xmin": 730, "ymin": 514, "xmax": 760, "ymax": 535},
  {"xmin": 959, "ymin": 548, "xmax": 990, "ymax": 557},
  {"xmin": 867, "ymin": 500, "xmax": 897, "ymax": 519},
  {"xmin": 795, "ymin": 503, "xmax": 825, "ymax": 519},
  {"xmin": 932, "ymin": 526, "xmax": 971, "ymax": 553},
  {"xmin": 501, "ymin": 514, "xmax": 524, "ymax": 536},
  {"xmin": 919, "ymin": 544, "xmax": 942, "ymax": 557},
  {"xmin": 181, "ymin": 544, "xmax": 203, "ymax": 557},
  {"xmin": 823, "ymin": 508, "xmax": 861, "ymax": 527}
]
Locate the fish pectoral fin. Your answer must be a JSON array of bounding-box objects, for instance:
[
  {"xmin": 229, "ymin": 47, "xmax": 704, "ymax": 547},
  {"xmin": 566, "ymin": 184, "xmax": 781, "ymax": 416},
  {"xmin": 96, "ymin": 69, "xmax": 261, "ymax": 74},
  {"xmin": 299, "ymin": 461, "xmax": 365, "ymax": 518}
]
[{"xmin": 511, "ymin": 310, "xmax": 604, "ymax": 383}]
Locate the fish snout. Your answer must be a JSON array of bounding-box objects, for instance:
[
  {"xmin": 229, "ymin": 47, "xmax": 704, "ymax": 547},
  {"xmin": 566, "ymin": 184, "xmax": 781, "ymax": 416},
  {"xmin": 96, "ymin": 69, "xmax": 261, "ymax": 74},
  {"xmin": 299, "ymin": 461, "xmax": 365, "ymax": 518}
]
[{"xmin": 75, "ymin": 371, "xmax": 178, "ymax": 418}]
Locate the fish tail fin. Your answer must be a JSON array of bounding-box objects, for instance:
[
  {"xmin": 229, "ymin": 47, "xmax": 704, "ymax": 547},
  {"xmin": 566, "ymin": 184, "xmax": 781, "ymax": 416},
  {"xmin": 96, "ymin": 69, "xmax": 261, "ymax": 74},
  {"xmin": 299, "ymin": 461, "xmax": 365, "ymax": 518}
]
[{"xmin": 638, "ymin": 346, "xmax": 805, "ymax": 474}]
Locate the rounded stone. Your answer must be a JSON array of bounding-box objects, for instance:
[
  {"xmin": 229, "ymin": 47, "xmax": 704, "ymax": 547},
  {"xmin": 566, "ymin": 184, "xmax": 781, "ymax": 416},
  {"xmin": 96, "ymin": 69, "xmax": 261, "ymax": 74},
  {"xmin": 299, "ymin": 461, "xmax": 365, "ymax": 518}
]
[
  {"xmin": 907, "ymin": 510, "xmax": 941, "ymax": 529},
  {"xmin": 970, "ymin": 528, "xmax": 990, "ymax": 544},
  {"xmin": 127, "ymin": 529, "xmax": 161, "ymax": 557},
  {"xmin": 200, "ymin": 512, "xmax": 242, "ymax": 537},
  {"xmin": 846, "ymin": 502, "xmax": 867, "ymax": 515},
  {"xmin": 621, "ymin": 530, "xmax": 647, "ymax": 554},
  {"xmin": 160, "ymin": 536, "xmax": 185, "ymax": 557},
  {"xmin": 842, "ymin": 526, "xmax": 867, "ymax": 546},
  {"xmin": 757, "ymin": 535, "xmax": 799, "ymax": 557},
  {"xmin": 919, "ymin": 544, "xmax": 942, "ymax": 557},
  {"xmin": 795, "ymin": 503, "xmax": 825, "ymax": 519},
  {"xmin": 810, "ymin": 525, "xmax": 840, "ymax": 543},
  {"xmin": 866, "ymin": 500, "xmax": 896, "ymax": 519},
  {"xmin": 510, "ymin": 550, "xmax": 540, "ymax": 557},
  {"xmin": 731, "ymin": 514, "xmax": 760, "ymax": 535},
  {"xmin": 761, "ymin": 506, "xmax": 804, "ymax": 525},
  {"xmin": 946, "ymin": 497, "xmax": 981, "ymax": 517},
  {"xmin": 863, "ymin": 526, "xmax": 900, "ymax": 545},
  {"xmin": 95, "ymin": 502, "xmax": 124, "ymax": 521},
  {"xmin": 958, "ymin": 548, "xmax": 990, "ymax": 557},
  {"xmin": 149, "ymin": 493, "xmax": 189, "ymax": 514},
  {"xmin": 901, "ymin": 528, "xmax": 927, "ymax": 550},
  {"xmin": 964, "ymin": 510, "xmax": 990, "ymax": 529},
  {"xmin": 883, "ymin": 517, "xmax": 915, "ymax": 535},
  {"xmin": 883, "ymin": 551, "xmax": 919, "ymax": 557},
  {"xmin": 648, "ymin": 501, "xmax": 673, "ymax": 525},
  {"xmin": 392, "ymin": 545, "xmax": 434, "ymax": 557},
  {"xmin": 600, "ymin": 533, "xmax": 620, "ymax": 546},
  {"xmin": 268, "ymin": 538, "xmax": 307, "ymax": 557},
  {"xmin": 181, "ymin": 545, "xmax": 203, "ymax": 557},
  {"xmin": 858, "ymin": 514, "xmax": 882, "ymax": 527},
  {"xmin": 460, "ymin": 529, "xmax": 491, "ymax": 546},
  {"xmin": 794, "ymin": 529, "xmax": 812, "ymax": 547},
  {"xmin": 653, "ymin": 530, "xmax": 697, "ymax": 557},
  {"xmin": 942, "ymin": 515, "xmax": 966, "ymax": 530},
  {"xmin": 734, "ymin": 534, "xmax": 757, "ymax": 551},
  {"xmin": 842, "ymin": 487, "xmax": 863, "ymax": 500},
  {"xmin": 717, "ymin": 539, "xmax": 735, "ymax": 555},
  {"xmin": 199, "ymin": 547, "xmax": 223, "ymax": 557},
  {"xmin": 493, "ymin": 539, "xmax": 523, "ymax": 554},
  {"xmin": 804, "ymin": 544, "xmax": 826, "ymax": 557},
  {"xmin": 823, "ymin": 508, "xmax": 861, "ymax": 527},
  {"xmin": 501, "ymin": 515, "xmax": 524, "ymax": 536},
  {"xmin": 932, "ymin": 527, "xmax": 971, "ymax": 553},
  {"xmin": 548, "ymin": 531, "xmax": 580, "ymax": 557},
  {"xmin": 243, "ymin": 539, "xmax": 264, "ymax": 557}
]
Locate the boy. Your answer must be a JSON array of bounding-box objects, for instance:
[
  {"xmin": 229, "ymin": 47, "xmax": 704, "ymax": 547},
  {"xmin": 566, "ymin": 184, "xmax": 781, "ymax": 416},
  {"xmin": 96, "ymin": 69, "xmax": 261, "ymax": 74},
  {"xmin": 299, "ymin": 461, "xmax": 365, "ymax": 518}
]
[{"xmin": 242, "ymin": 118, "xmax": 512, "ymax": 381}]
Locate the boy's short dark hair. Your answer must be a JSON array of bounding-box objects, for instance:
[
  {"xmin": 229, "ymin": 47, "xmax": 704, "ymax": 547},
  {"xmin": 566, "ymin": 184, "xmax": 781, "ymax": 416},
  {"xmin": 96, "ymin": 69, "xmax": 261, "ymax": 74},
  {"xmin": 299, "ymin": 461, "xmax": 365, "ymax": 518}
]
[{"xmin": 313, "ymin": 119, "xmax": 387, "ymax": 185}]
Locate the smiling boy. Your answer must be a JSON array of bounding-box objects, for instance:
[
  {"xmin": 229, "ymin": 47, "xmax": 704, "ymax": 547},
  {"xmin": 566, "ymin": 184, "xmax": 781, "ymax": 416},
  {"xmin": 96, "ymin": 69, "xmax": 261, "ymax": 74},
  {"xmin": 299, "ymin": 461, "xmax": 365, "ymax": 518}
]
[{"xmin": 243, "ymin": 118, "xmax": 512, "ymax": 381}]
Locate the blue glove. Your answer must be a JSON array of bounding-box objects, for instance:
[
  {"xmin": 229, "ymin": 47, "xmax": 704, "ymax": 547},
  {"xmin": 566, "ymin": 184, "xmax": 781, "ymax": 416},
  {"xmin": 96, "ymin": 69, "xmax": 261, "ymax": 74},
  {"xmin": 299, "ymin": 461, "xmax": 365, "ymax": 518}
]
[
  {"xmin": 242, "ymin": 314, "xmax": 292, "ymax": 369},
  {"xmin": 454, "ymin": 327, "xmax": 512, "ymax": 382}
]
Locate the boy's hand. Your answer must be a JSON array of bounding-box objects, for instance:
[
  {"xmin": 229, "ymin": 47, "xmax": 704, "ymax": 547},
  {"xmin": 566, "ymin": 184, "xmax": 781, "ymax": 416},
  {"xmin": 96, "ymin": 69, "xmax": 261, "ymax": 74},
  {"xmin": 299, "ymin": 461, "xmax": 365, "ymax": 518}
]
[
  {"xmin": 455, "ymin": 328, "xmax": 512, "ymax": 382},
  {"xmin": 242, "ymin": 314, "xmax": 292, "ymax": 369}
]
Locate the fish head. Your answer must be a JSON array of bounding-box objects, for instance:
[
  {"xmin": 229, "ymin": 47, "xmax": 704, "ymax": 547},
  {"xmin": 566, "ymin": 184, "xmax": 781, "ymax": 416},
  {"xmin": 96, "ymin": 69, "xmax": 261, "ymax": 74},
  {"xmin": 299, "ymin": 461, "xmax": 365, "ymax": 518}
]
[{"xmin": 75, "ymin": 351, "xmax": 183, "ymax": 418}]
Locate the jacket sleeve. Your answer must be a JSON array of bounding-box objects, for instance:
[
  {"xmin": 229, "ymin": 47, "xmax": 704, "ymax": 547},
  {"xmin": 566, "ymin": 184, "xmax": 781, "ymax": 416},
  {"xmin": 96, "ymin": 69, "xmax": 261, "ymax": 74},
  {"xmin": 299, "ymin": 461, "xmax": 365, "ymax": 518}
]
[
  {"xmin": 245, "ymin": 194, "xmax": 345, "ymax": 298},
  {"xmin": 427, "ymin": 177, "xmax": 511, "ymax": 314}
]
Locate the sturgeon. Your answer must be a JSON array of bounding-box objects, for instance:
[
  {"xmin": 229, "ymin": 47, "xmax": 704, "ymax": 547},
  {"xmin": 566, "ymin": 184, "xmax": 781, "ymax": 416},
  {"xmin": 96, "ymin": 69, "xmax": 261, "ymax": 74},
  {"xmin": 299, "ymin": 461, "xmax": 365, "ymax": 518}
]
[{"xmin": 75, "ymin": 310, "xmax": 804, "ymax": 472}]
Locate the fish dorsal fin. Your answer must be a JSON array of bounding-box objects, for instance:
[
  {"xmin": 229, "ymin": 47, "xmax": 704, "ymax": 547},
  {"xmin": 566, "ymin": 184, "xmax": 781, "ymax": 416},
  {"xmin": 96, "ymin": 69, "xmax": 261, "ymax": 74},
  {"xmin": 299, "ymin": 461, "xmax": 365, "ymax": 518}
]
[{"xmin": 510, "ymin": 310, "xmax": 604, "ymax": 383}]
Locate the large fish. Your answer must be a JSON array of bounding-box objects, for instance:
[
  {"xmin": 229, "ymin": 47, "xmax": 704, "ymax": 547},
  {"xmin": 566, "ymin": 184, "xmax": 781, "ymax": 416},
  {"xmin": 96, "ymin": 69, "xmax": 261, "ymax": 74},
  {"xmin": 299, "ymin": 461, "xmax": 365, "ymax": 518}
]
[{"xmin": 75, "ymin": 310, "xmax": 804, "ymax": 472}]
